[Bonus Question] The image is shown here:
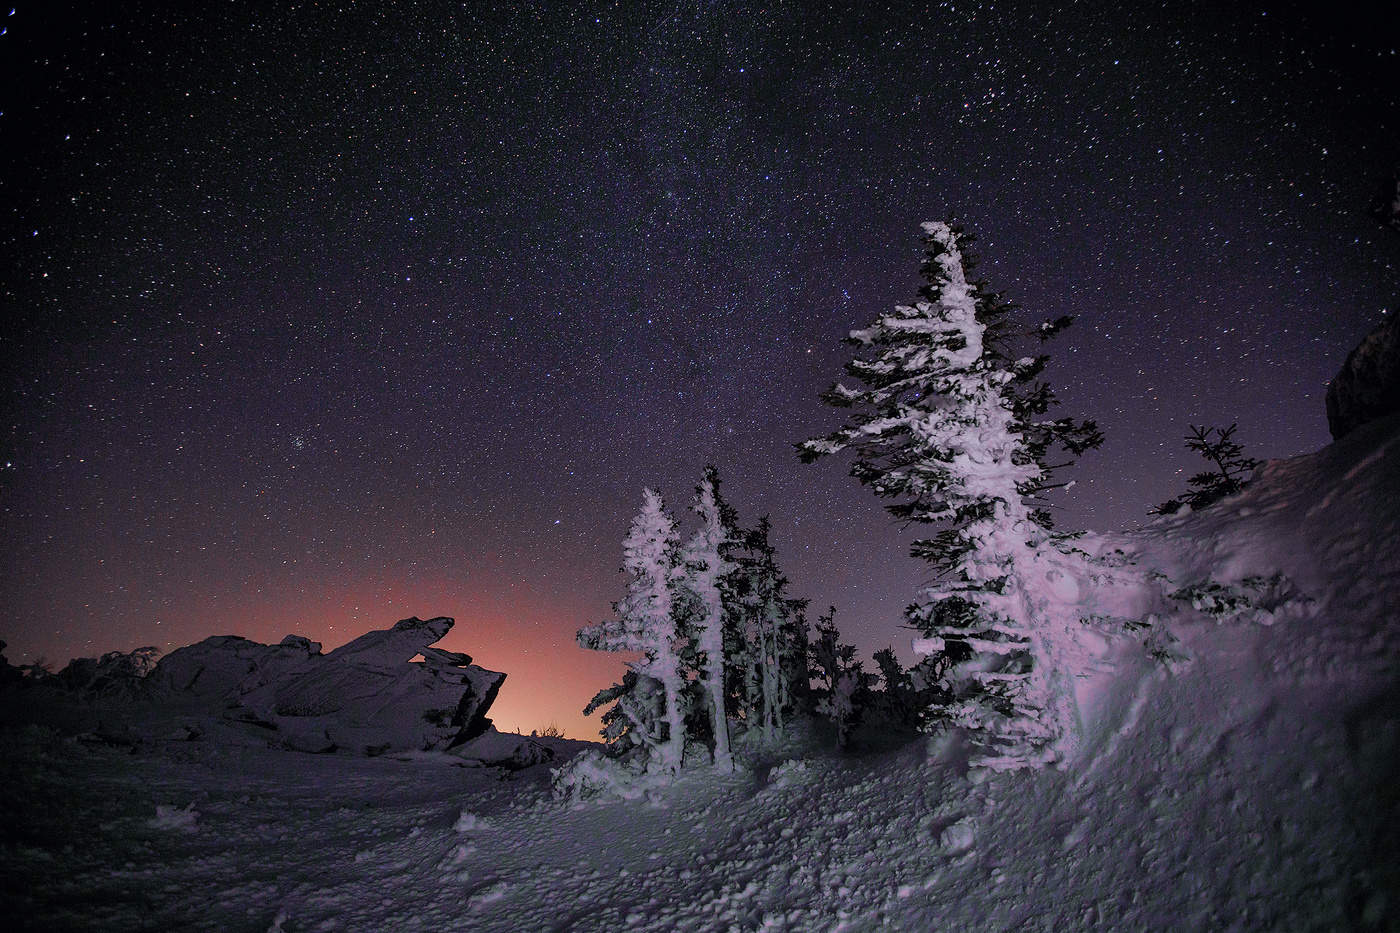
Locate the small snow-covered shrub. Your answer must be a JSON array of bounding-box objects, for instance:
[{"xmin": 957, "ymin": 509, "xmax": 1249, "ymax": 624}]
[
  {"xmin": 551, "ymin": 748, "xmax": 656, "ymax": 802},
  {"xmin": 1170, "ymin": 573, "xmax": 1310, "ymax": 625},
  {"xmin": 1151, "ymin": 423, "xmax": 1261, "ymax": 516}
]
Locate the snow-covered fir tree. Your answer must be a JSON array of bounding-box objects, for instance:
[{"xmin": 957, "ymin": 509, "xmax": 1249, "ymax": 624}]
[
  {"xmin": 807, "ymin": 608, "xmax": 875, "ymax": 749},
  {"xmin": 680, "ymin": 466, "xmax": 737, "ymax": 771},
  {"xmin": 727, "ymin": 517, "xmax": 809, "ymax": 742},
  {"xmin": 582, "ymin": 669, "xmax": 662, "ymax": 758},
  {"xmin": 577, "ymin": 489, "xmax": 688, "ymax": 774},
  {"xmin": 867, "ymin": 646, "xmax": 921, "ymax": 732},
  {"xmin": 799, "ymin": 221, "xmax": 1103, "ymax": 770}
]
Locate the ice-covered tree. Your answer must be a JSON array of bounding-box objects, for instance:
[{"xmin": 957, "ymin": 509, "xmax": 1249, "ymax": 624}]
[
  {"xmin": 680, "ymin": 466, "xmax": 737, "ymax": 771},
  {"xmin": 799, "ymin": 221, "xmax": 1103, "ymax": 770},
  {"xmin": 577, "ymin": 489, "xmax": 688, "ymax": 774}
]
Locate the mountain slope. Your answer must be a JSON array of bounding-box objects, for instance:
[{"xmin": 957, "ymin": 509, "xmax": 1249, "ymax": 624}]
[{"xmin": 3, "ymin": 418, "xmax": 1397, "ymax": 931}]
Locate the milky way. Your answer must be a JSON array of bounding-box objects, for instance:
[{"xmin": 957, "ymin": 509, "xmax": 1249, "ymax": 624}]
[{"xmin": 3, "ymin": 1, "xmax": 1395, "ymax": 736}]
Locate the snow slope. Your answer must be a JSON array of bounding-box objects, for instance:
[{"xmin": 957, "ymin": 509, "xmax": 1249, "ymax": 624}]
[{"xmin": 3, "ymin": 416, "xmax": 1397, "ymax": 932}]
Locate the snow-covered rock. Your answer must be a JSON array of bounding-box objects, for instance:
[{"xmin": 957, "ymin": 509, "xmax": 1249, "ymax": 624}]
[
  {"xmin": 230, "ymin": 617, "xmax": 505, "ymax": 754},
  {"xmin": 2, "ymin": 617, "xmax": 506, "ymax": 756},
  {"xmin": 149, "ymin": 634, "xmax": 321, "ymax": 702},
  {"xmin": 54, "ymin": 646, "xmax": 161, "ymax": 699},
  {"xmin": 148, "ymin": 802, "xmax": 200, "ymax": 832},
  {"xmin": 448, "ymin": 726, "xmax": 555, "ymax": 770},
  {"xmin": 0, "ymin": 644, "xmax": 161, "ymax": 701},
  {"xmin": 1325, "ymin": 315, "xmax": 1400, "ymax": 439}
]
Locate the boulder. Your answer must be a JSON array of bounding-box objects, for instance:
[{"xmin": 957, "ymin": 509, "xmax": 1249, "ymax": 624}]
[
  {"xmin": 239, "ymin": 617, "xmax": 505, "ymax": 754},
  {"xmin": 145, "ymin": 616, "xmax": 504, "ymax": 755},
  {"xmin": 1326, "ymin": 316, "xmax": 1400, "ymax": 440}
]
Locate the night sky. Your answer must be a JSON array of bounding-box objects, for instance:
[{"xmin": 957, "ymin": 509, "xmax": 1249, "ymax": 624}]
[{"xmin": 3, "ymin": 1, "xmax": 1396, "ymax": 738}]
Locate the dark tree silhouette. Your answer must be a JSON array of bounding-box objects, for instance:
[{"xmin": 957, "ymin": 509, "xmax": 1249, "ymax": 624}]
[{"xmin": 1152, "ymin": 424, "xmax": 1261, "ymax": 515}]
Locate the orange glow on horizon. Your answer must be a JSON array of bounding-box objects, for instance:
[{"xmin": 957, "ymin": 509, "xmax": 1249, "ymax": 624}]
[{"xmin": 7, "ymin": 572, "xmax": 627, "ymax": 745}]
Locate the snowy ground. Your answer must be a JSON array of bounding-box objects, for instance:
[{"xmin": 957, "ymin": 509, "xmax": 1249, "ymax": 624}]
[
  {"xmin": 1, "ymin": 699, "xmax": 1389, "ymax": 932},
  {"xmin": 4, "ymin": 416, "xmax": 1397, "ymax": 932}
]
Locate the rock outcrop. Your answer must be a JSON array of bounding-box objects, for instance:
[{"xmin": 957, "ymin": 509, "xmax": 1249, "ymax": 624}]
[
  {"xmin": 54, "ymin": 646, "xmax": 161, "ymax": 700},
  {"xmin": 149, "ymin": 634, "xmax": 322, "ymax": 702},
  {"xmin": 2, "ymin": 617, "xmax": 508, "ymax": 757},
  {"xmin": 1326, "ymin": 315, "xmax": 1400, "ymax": 440},
  {"xmin": 0, "ymin": 641, "xmax": 20, "ymax": 686},
  {"xmin": 235, "ymin": 617, "xmax": 505, "ymax": 754}
]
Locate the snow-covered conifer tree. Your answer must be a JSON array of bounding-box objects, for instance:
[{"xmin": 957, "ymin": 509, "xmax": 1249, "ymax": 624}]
[
  {"xmin": 807, "ymin": 607, "xmax": 874, "ymax": 749},
  {"xmin": 728, "ymin": 517, "xmax": 809, "ymax": 741},
  {"xmin": 869, "ymin": 646, "xmax": 920, "ymax": 731},
  {"xmin": 681, "ymin": 467, "xmax": 737, "ymax": 771},
  {"xmin": 800, "ymin": 221, "xmax": 1103, "ymax": 770},
  {"xmin": 581, "ymin": 669, "xmax": 661, "ymax": 756},
  {"xmin": 578, "ymin": 489, "xmax": 688, "ymax": 773}
]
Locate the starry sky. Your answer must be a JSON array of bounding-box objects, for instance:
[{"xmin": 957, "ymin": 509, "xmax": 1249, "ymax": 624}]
[{"xmin": 3, "ymin": 0, "xmax": 1396, "ymax": 738}]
